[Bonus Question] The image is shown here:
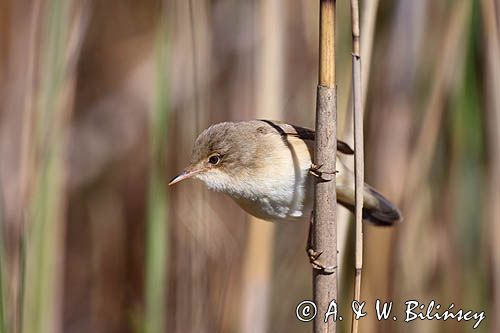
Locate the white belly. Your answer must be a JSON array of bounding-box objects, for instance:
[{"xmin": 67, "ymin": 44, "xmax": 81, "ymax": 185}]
[
  {"xmin": 233, "ymin": 173, "xmax": 313, "ymax": 222},
  {"xmin": 231, "ymin": 135, "xmax": 315, "ymax": 223}
]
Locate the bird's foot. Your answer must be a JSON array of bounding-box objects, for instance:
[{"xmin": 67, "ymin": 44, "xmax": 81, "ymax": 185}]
[
  {"xmin": 309, "ymin": 163, "xmax": 338, "ymax": 181},
  {"xmin": 306, "ymin": 211, "xmax": 336, "ymax": 274},
  {"xmin": 307, "ymin": 248, "xmax": 336, "ymax": 274}
]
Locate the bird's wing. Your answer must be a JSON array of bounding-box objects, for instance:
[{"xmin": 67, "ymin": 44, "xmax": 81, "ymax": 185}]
[{"xmin": 257, "ymin": 120, "xmax": 354, "ymax": 155}]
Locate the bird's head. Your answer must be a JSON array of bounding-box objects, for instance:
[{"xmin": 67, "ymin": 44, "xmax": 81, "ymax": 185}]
[{"xmin": 169, "ymin": 122, "xmax": 260, "ymax": 192}]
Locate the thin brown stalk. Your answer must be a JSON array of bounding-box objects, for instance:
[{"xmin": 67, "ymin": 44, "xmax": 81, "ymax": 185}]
[
  {"xmin": 360, "ymin": 0, "xmax": 379, "ymax": 104},
  {"xmin": 185, "ymin": 1, "xmax": 213, "ymax": 331},
  {"xmin": 339, "ymin": 0, "xmax": 378, "ymax": 138},
  {"xmin": 337, "ymin": 0, "xmax": 378, "ymax": 287},
  {"xmin": 349, "ymin": 0, "xmax": 363, "ymax": 331},
  {"xmin": 241, "ymin": 0, "xmax": 283, "ymax": 332},
  {"xmin": 313, "ymin": 1, "xmax": 337, "ymax": 332}
]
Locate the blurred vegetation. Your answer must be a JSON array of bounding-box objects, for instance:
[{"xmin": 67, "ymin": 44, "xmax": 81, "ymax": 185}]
[
  {"xmin": 0, "ymin": 0, "xmax": 498, "ymax": 333},
  {"xmin": 144, "ymin": 14, "xmax": 169, "ymax": 333}
]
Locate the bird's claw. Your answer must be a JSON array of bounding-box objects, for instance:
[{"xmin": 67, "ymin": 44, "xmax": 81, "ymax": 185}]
[
  {"xmin": 306, "ymin": 211, "xmax": 336, "ymax": 274},
  {"xmin": 309, "ymin": 163, "xmax": 338, "ymax": 181},
  {"xmin": 307, "ymin": 248, "xmax": 336, "ymax": 274}
]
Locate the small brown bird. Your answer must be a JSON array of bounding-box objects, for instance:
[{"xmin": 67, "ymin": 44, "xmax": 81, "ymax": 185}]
[{"xmin": 169, "ymin": 120, "xmax": 401, "ymax": 226}]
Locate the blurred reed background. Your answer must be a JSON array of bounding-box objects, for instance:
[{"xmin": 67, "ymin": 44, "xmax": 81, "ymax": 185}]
[{"xmin": 0, "ymin": 0, "xmax": 498, "ymax": 333}]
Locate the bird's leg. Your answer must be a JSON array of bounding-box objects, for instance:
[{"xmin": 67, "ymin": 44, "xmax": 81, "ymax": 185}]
[
  {"xmin": 309, "ymin": 163, "xmax": 338, "ymax": 182},
  {"xmin": 306, "ymin": 211, "xmax": 336, "ymax": 274}
]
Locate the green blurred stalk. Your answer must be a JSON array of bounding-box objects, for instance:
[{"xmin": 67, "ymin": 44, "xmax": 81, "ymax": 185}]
[
  {"xmin": 450, "ymin": 1, "xmax": 482, "ymax": 243},
  {"xmin": 144, "ymin": 18, "xmax": 170, "ymax": 333},
  {"xmin": 22, "ymin": 0, "xmax": 71, "ymax": 332},
  {"xmin": 450, "ymin": 1, "xmax": 485, "ymax": 314}
]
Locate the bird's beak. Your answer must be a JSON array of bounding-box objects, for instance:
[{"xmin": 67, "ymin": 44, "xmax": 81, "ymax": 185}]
[{"xmin": 168, "ymin": 167, "xmax": 202, "ymax": 186}]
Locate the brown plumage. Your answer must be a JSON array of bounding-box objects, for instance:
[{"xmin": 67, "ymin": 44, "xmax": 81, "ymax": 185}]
[{"xmin": 170, "ymin": 120, "xmax": 402, "ymax": 226}]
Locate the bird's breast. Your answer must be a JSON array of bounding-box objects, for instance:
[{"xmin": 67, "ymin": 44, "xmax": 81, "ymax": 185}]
[{"xmin": 231, "ymin": 134, "xmax": 314, "ymax": 223}]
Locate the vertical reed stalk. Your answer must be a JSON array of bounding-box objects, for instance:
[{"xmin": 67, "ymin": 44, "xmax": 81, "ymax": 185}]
[
  {"xmin": 360, "ymin": 0, "xmax": 379, "ymax": 103},
  {"xmin": 313, "ymin": 1, "xmax": 337, "ymax": 332},
  {"xmin": 16, "ymin": 4, "xmax": 41, "ymax": 331},
  {"xmin": 144, "ymin": 15, "xmax": 170, "ymax": 333},
  {"xmin": 349, "ymin": 0, "xmax": 364, "ymax": 331},
  {"xmin": 241, "ymin": 0, "xmax": 282, "ymax": 332},
  {"xmin": 337, "ymin": 0, "xmax": 378, "ymax": 295},
  {"xmin": 22, "ymin": 0, "xmax": 72, "ymax": 332},
  {"xmin": 480, "ymin": 1, "xmax": 500, "ymax": 331}
]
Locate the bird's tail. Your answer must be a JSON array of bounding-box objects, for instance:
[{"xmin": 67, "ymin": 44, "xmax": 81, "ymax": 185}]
[{"xmin": 338, "ymin": 185, "xmax": 402, "ymax": 226}]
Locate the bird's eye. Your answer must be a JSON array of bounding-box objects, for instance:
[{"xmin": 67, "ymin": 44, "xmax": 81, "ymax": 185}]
[{"xmin": 208, "ymin": 154, "xmax": 221, "ymax": 165}]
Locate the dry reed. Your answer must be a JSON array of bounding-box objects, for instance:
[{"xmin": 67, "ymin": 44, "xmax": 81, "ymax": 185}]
[
  {"xmin": 349, "ymin": 0, "xmax": 363, "ymax": 331},
  {"xmin": 313, "ymin": 1, "xmax": 338, "ymax": 332}
]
